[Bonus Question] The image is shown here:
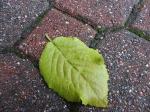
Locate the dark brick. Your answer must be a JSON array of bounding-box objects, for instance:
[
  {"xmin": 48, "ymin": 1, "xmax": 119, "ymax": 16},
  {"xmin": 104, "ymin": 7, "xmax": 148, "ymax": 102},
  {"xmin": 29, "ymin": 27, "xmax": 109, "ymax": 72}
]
[
  {"xmin": 130, "ymin": 0, "xmax": 150, "ymax": 34},
  {"xmin": 68, "ymin": 30, "xmax": 150, "ymax": 112},
  {"xmin": 54, "ymin": 0, "xmax": 138, "ymax": 28},
  {"xmin": 0, "ymin": 0, "xmax": 49, "ymax": 51},
  {"xmin": 18, "ymin": 9, "xmax": 96, "ymax": 60},
  {"xmin": 0, "ymin": 53, "xmax": 70, "ymax": 112}
]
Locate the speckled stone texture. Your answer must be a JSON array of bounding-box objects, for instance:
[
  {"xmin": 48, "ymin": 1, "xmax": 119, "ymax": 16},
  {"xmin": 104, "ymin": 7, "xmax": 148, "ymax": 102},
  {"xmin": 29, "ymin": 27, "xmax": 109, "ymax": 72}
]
[
  {"xmin": 54, "ymin": 0, "xmax": 138, "ymax": 28},
  {"xmin": 130, "ymin": 0, "xmax": 150, "ymax": 34},
  {"xmin": 0, "ymin": 53, "xmax": 70, "ymax": 112},
  {"xmin": 0, "ymin": 0, "xmax": 49, "ymax": 51},
  {"xmin": 1, "ymin": 0, "xmax": 150, "ymax": 111},
  {"xmin": 98, "ymin": 30, "xmax": 150, "ymax": 111},
  {"xmin": 67, "ymin": 30, "xmax": 150, "ymax": 112},
  {"xmin": 18, "ymin": 9, "xmax": 96, "ymax": 60}
]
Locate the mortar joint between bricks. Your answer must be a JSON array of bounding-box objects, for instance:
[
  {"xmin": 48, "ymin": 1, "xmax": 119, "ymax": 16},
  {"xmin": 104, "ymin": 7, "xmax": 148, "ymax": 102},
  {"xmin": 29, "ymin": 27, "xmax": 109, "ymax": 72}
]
[
  {"xmin": 127, "ymin": 28, "xmax": 150, "ymax": 41},
  {"xmin": 1, "ymin": 46, "xmax": 40, "ymax": 69},
  {"xmin": 53, "ymin": 6, "xmax": 97, "ymax": 30},
  {"xmin": 124, "ymin": 0, "xmax": 145, "ymax": 27}
]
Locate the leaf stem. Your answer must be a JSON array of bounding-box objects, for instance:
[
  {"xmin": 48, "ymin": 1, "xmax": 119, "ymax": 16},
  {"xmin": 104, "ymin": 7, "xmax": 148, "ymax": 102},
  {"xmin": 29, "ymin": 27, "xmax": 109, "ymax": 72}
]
[{"xmin": 45, "ymin": 33, "xmax": 52, "ymax": 42}]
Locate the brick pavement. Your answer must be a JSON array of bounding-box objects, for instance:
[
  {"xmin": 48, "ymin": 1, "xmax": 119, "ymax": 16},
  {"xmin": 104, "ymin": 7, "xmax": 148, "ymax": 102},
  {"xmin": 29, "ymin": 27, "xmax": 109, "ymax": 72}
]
[{"xmin": 0, "ymin": 0, "xmax": 150, "ymax": 112}]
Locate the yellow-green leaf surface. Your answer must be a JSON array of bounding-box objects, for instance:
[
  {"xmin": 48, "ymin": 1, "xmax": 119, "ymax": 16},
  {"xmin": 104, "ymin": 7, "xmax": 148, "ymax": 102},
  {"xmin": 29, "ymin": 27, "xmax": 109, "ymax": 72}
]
[{"xmin": 39, "ymin": 36, "xmax": 109, "ymax": 107}]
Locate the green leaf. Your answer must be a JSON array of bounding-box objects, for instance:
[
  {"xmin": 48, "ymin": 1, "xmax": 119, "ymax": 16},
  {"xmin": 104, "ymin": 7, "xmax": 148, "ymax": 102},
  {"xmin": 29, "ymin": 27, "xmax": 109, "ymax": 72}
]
[{"xmin": 39, "ymin": 35, "xmax": 109, "ymax": 107}]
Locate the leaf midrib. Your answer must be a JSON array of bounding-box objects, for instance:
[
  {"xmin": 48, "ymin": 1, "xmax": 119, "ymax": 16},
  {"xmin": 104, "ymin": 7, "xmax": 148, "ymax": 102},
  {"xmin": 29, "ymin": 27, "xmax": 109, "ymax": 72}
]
[{"xmin": 50, "ymin": 40, "xmax": 101, "ymax": 100}]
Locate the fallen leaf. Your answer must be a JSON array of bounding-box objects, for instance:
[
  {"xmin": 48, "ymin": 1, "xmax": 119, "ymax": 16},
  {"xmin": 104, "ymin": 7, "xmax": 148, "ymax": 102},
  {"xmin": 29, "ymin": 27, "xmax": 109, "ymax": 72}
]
[{"xmin": 39, "ymin": 35, "xmax": 109, "ymax": 107}]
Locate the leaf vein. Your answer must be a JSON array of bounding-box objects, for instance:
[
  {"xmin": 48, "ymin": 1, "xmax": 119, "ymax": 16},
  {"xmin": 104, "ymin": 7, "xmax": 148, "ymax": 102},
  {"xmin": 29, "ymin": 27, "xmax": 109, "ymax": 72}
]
[{"xmin": 51, "ymin": 40, "xmax": 100, "ymax": 99}]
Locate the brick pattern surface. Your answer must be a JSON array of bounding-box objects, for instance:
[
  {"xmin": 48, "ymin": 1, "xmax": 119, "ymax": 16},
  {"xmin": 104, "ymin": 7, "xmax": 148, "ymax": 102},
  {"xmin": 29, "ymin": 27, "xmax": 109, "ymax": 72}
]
[
  {"xmin": 1, "ymin": 0, "xmax": 150, "ymax": 112},
  {"xmin": 0, "ymin": 53, "xmax": 69, "ymax": 112},
  {"xmin": 130, "ymin": 0, "xmax": 150, "ymax": 33},
  {"xmin": 0, "ymin": 0, "xmax": 49, "ymax": 51},
  {"xmin": 18, "ymin": 9, "xmax": 96, "ymax": 60},
  {"xmin": 54, "ymin": 0, "xmax": 138, "ymax": 28}
]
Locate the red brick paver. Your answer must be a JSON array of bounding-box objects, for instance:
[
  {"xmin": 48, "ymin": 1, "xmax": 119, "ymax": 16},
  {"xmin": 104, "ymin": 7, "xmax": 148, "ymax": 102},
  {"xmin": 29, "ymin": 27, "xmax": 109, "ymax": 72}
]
[
  {"xmin": 130, "ymin": 0, "xmax": 150, "ymax": 34},
  {"xmin": 54, "ymin": 0, "xmax": 138, "ymax": 28},
  {"xmin": 18, "ymin": 9, "xmax": 96, "ymax": 60},
  {"xmin": 0, "ymin": 0, "xmax": 49, "ymax": 50},
  {"xmin": 0, "ymin": 53, "xmax": 70, "ymax": 112}
]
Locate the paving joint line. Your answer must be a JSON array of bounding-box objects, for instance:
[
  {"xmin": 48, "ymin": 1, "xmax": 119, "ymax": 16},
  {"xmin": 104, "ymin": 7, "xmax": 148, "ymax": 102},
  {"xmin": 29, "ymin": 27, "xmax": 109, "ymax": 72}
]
[
  {"xmin": 53, "ymin": 6, "xmax": 97, "ymax": 30},
  {"xmin": 89, "ymin": 26, "xmax": 125, "ymax": 49},
  {"xmin": 125, "ymin": 0, "xmax": 144, "ymax": 27},
  {"xmin": 123, "ymin": 0, "xmax": 150, "ymax": 41},
  {"xmin": 10, "ymin": 2, "xmax": 52, "ymax": 65},
  {"xmin": 0, "ymin": 8, "xmax": 51, "ymax": 69},
  {"xmin": 0, "ymin": 47, "xmax": 39, "ymax": 69},
  {"xmin": 21, "ymin": 10, "xmax": 50, "ymax": 40},
  {"xmin": 127, "ymin": 28, "xmax": 150, "ymax": 41}
]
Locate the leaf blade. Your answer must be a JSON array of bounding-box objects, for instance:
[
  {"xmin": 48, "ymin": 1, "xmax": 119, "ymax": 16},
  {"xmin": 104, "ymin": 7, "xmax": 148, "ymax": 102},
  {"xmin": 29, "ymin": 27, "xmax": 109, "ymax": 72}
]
[{"xmin": 39, "ymin": 37, "xmax": 109, "ymax": 107}]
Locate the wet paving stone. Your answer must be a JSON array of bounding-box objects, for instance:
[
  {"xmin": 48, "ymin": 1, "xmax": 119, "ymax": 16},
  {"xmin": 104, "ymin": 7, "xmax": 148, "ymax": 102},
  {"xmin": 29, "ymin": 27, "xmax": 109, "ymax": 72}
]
[
  {"xmin": 0, "ymin": 53, "xmax": 70, "ymax": 112},
  {"xmin": 54, "ymin": 0, "xmax": 138, "ymax": 28},
  {"xmin": 130, "ymin": 0, "xmax": 150, "ymax": 35},
  {"xmin": 18, "ymin": 9, "xmax": 96, "ymax": 60},
  {"xmin": 0, "ymin": 0, "xmax": 49, "ymax": 51},
  {"xmin": 67, "ymin": 30, "xmax": 150, "ymax": 112}
]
